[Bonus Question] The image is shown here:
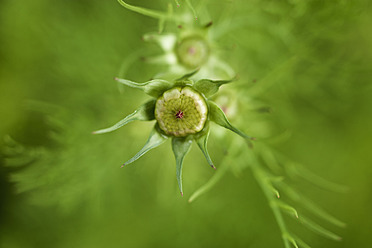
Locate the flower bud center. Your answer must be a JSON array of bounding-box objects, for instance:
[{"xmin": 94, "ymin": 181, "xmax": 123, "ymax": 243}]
[
  {"xmin": 175, "ymin": 110, "xmax": 184, "ymax": 119},
  {"xmin": 155, "ymin": 87, "xmax": 208, "ymax": 137}
]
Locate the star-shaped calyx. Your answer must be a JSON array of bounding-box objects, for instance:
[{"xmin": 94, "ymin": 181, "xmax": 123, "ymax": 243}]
[{"xmin": 93, "ymin": 71, "xmax": 254, "ymax": 195}]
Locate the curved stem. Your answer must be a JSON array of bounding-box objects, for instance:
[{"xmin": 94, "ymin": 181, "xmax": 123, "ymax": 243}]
[{"xmin": 117, "ymin": 0, "xmax": 177, "ymax": 21}]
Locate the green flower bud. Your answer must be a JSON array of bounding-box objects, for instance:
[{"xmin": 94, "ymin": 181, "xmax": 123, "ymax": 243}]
[
  {"xmin": 175, "ymin": 36, "xmax": 209, "ymax": 69},
  {"xmin": 155, "ymin": 87, "xmax": 208, "ymax": 137}
]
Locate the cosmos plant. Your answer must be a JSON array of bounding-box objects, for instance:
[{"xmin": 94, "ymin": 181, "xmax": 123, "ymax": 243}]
[
  {"xmin": 96, "ymin": 1, "xmax": 346, "ymax": 248},
  {"xmin": 93, "ymin": 70, "xmax": 254, "ymax": 195},
  {"xmin": 2, "ymin": 1, "xmax": 347, "ymax": 248},
  {"xmin": 105, "ymin": 0, "xmax": 253, "ymax": 196}
]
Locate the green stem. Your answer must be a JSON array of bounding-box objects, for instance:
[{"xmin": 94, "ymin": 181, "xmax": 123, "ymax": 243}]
[
  {"xmin": 250, "ymin": 156, "xmax": 291, "ymax": 248},
  {"xmin": 117, "ymin": 0, "xmax": 176, "ymax": 21}
]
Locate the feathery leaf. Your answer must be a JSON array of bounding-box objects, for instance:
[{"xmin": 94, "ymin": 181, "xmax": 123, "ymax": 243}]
[
  {"xmin": 297, "ymin": 215, "xmax": 342, "ymax": 241},
  {"xmin": 278, "ymin": 183, "xmax": 346, "ymax": 228}
]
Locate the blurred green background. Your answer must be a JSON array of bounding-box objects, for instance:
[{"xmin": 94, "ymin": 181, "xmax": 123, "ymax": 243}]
[{"xmin": 1, "ymin": 0, "xmax": 371, "ymax": 247}]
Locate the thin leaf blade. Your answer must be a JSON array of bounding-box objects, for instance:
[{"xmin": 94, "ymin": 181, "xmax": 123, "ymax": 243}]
[
  {"xmin": 278, "ymin": 183, "xmax": 346, "ymax": 228},
  {"xmin": 298, "ymin": 215, "xmax": 342, "ymax": 241}
]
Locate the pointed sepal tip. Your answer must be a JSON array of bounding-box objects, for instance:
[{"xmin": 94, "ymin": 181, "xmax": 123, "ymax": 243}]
[
  {"xmin": 92, "ymin": 100, "xmax": 156, "ymax": 135},
  {"xmin": 124, "ymin": 126, "xmax": 168, "ymax": 166},
  {"xmin": 172, "ymin": 137, "xmax": 192, "ymax": 197},
  {"xmin": 209, "ymin": 101, "xmax": 255, "ymax": 141}
]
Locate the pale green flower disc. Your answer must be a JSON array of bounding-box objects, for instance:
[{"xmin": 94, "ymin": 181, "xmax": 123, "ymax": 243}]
[{"xmin": 155, "ymin": 87, "xmax": 208, "ymax": 137}]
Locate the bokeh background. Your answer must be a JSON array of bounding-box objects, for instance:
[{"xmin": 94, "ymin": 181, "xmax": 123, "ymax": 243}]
[{"xmin": 1, "ymin": 0, "xmax": 371, "ymax": 247}]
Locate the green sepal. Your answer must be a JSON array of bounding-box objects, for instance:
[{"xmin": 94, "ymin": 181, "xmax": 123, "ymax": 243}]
[
  {"xmin": 194, "ymin": 127, "xmax": 215, "ymax": 169},
  {"xmin": 123, "ymin": 125, "xmax": 168, "ymax": 166},
  {"xmin": 172, "ymin": 137, "xmax": 193, "ymax": 196},
  {"xmin": 194, "ymin": 78, "xmax": 234, "ymax": 98},
  {"xmin": 208, "ymin": 101, "xmax": 255, "ymax": 141},
  {"xmin": 93, "ymin": 100, "xmax": 156, "ymax": 134},
  {"xmin": 115, "ymin": 77, "xmax": 173, "ymax": 98},
  {"xmin": 175, "ymin": 69, "xmax": 199, "ymax": 82}
]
